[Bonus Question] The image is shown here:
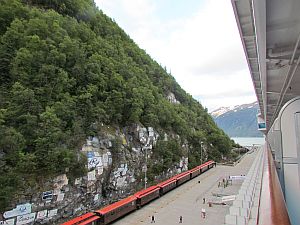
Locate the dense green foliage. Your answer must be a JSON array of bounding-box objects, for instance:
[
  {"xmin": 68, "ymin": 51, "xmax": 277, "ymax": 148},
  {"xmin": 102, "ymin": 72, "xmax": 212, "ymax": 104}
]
[{"xmin": 0, "ymin": 0, "xmax": 233, "ymax": 210}]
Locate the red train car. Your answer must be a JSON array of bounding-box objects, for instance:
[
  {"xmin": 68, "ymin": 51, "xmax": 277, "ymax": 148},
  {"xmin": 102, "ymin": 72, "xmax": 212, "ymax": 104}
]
[
  {"xmin": 199, "ymin": 162, "xmax": 208, "ymax": 173},
  {"xmin": 208, "ymin": 160, "xmax": 216, "ymax": 168},
  {"xmin": 205, "ymin": 160, "xmax": 215, "ymax": 169},
  {"xmin": 157, "ymin": 178, "xmax": 177, "ymax": 195},
  {"xmin": 95, "ymin": 195, "xmax": 137, "ymax": 225},
  {"xmin": 76, "ymin": 216, "xmax": 99, "ymax": 225},
  {"xmin": 189, "ymin": 167, "xmax": 201, "ymax": 179},
  {"xmin": 61, "ymin": 212, "xmax": 99, "ymax": 225},
  {"xmin": 62, "ymin": 160, "xmax": 216, "ymax": 225},
  {"xmin": 199, "ymin": 160, "xmax": 215, "ymax": 173},
  {"xmin": 175, "ymin": 171, "xmax": 191, "ymax": 186},
  {"xmin": 134, "ymin": 186, "xmax": 160, "ymax": 208}
]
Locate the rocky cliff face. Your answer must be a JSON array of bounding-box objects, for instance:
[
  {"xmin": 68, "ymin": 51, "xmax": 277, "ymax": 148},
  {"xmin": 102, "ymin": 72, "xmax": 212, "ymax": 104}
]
[{"xmin": 1, "ymin": 125, "xmax": 189, "ymax": 224}]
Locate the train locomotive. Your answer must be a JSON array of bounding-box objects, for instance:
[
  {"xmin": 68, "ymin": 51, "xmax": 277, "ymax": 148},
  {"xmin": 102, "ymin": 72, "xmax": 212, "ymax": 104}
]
[{"xmin": 61, "ymin": 160, "xmax": 216, "ymax": 225}]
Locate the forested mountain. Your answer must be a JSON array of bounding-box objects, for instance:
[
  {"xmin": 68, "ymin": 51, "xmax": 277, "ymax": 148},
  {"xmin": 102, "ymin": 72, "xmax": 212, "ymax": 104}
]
[
  {"xmin": 0, "ymin": 0, "xmax": 234, "ymax": 217},
  {"xmin": 211, "ymin": 102, "xmax": 263, "ymax": 137}
]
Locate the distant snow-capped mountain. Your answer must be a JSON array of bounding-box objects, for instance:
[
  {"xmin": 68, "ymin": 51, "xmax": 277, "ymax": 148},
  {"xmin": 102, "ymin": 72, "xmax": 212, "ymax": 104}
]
[
  {"xmin": 210, "ymin": 106, "xmax": 232, "ymax": 118},
  {"xmin": 210, "ymin": 102, "xmax": 263, "ymax": 137}
]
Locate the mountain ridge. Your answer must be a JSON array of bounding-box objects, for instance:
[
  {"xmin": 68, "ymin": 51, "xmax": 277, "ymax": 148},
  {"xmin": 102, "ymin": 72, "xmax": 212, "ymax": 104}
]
[{"xmin": 211, "ymin": 102, "xmax": 263, "ymax": 137}]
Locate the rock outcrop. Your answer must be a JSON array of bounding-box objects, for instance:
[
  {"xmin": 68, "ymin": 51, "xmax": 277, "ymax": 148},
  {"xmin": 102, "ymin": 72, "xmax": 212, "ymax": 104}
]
[{"xmin": 0, "ymin": 125, "xmax": 189, "ymax": 224}]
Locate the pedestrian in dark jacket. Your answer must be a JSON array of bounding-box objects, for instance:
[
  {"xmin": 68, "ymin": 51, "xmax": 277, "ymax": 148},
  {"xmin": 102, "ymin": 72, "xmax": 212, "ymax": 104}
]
[{"xmin": 151, "ymin": 215, "xmax": 155, "ymax": 223}]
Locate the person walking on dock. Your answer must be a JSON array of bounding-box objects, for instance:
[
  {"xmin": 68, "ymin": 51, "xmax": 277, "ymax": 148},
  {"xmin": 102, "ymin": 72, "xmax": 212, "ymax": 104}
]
[
  {"xmin": 151, "ymin": 215, "xmax": 155, "ymax": 223},
  {"xmin": 179, "ymin": 215, "xmax": 183, "ymax": 223},
  {"xmin": 201, "ymin": 208, "xmax": 206, "ymax": 218}
]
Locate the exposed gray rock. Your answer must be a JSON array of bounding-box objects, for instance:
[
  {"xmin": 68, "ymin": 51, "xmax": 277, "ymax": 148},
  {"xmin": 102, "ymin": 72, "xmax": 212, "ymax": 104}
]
[
  {"xmin": 167, "ymin": 92, "xmax": 180, "ymax": 104},
  {"xmin": 1, "ymin": 124, "xmax": 191, "ymax": 225}
]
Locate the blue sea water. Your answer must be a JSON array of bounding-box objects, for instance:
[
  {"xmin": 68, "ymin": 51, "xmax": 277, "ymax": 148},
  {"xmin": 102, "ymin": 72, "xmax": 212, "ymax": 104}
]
[{"xmin": 231, "ymin": 137, "xmax": 265, "ymax": 146}]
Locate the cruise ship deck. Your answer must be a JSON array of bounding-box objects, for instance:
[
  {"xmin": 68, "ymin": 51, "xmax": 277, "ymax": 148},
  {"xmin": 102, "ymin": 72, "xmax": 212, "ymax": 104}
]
[{"xmin": 232, "ymin": 0, "xmax": 300, "ymax": 224}]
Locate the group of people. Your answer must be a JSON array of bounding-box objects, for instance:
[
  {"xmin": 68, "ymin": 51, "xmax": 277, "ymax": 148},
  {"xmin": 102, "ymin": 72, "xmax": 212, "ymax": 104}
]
[
  {"xmin": 150, "ymin": 197, "xmax": 208, "ymax": 223},
  {"xmin": 150, "ymin": 208, "xmax": 207, "ymax": 223},
  {"xmin": 218, "ymin": 177, "xmax": 229, "ymax": 188}
]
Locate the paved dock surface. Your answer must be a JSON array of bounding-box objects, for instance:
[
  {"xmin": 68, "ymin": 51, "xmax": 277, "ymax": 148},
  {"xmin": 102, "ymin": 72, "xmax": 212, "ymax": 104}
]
[{"xmin": 113, "ymin": 149, "xmax": 259, "ymax": 225}]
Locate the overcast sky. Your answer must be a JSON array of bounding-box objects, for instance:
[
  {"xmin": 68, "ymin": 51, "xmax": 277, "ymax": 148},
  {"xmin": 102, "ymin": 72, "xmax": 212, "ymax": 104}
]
[{"xmin": 95, "ymin": 0, "xmax": 257, "ymax": 111}]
